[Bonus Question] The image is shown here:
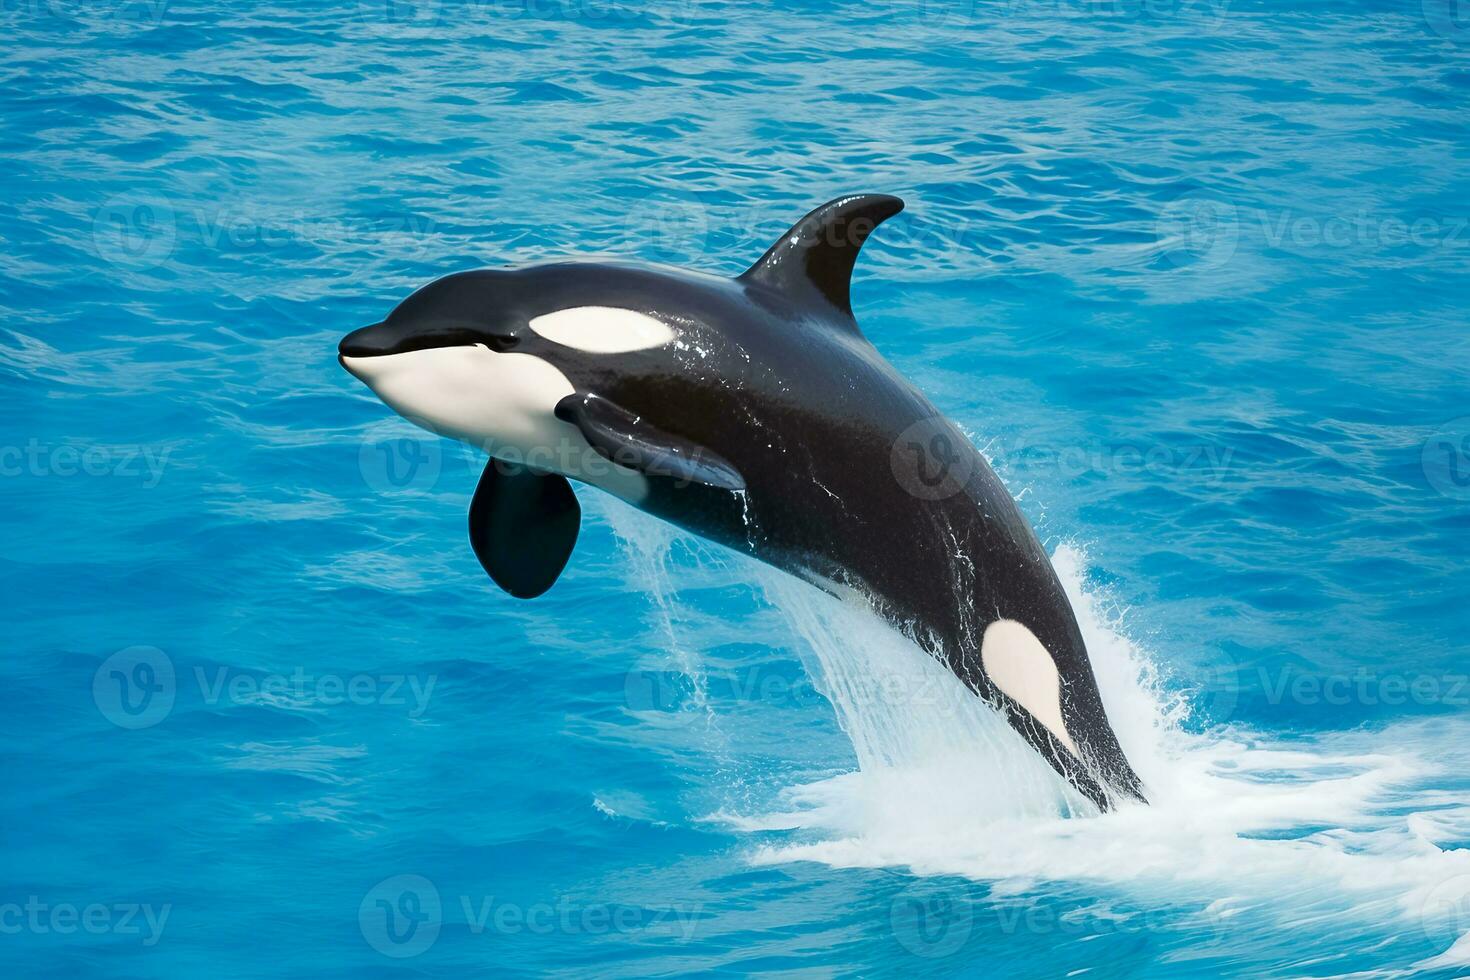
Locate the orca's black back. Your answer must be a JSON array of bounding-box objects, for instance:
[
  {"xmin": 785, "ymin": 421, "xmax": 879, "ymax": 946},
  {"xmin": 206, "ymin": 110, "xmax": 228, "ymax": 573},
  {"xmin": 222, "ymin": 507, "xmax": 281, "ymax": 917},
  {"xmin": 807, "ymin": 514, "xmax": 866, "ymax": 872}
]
[{"xmin": 504, "ymin": 261, "xmax": 1142, "ymax": 808}]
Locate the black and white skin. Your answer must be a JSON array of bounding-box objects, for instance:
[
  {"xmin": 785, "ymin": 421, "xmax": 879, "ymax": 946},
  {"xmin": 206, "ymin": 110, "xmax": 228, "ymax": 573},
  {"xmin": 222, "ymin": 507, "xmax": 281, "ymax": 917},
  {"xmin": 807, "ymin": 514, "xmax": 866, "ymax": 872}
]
[{"xmin": 339, "ymin": 195, "xmax": 1147, "ymax": 810}]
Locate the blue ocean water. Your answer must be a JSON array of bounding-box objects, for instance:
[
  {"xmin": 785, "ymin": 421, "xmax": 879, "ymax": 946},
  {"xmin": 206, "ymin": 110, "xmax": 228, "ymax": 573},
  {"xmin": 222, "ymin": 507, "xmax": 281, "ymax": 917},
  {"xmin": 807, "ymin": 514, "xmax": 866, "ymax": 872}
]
[{"xmin": 3, "ymin": 0, "xmax": 1470, "ymax": 975}]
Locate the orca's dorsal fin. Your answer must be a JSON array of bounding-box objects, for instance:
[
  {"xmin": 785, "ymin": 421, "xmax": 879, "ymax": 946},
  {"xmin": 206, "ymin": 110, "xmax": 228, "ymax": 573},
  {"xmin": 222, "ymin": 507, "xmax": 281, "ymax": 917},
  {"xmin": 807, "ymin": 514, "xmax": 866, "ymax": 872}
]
[{"xmin": 737, "ymin": 194, "xmax": 904, "ymax": 321}]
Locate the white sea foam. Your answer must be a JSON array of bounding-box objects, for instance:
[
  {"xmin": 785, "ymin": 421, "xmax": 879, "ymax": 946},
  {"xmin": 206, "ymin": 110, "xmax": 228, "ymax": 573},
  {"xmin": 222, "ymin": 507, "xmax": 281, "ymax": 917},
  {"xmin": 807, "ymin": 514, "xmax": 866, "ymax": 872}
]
[{"xmin": 603, "ymin": 502, "xmax": 1470, "ymax": 964}]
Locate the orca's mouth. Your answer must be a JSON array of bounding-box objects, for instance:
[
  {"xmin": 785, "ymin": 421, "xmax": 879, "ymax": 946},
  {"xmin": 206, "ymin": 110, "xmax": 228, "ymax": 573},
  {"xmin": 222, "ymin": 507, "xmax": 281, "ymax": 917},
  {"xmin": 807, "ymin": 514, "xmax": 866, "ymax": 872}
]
[
  {"xmin": 338, "ymin": 322, "xmax": 393, "ymax": 358},
  {"xmin": 338, "ymin": 322, "xmax": 518, "ymax": 359}
]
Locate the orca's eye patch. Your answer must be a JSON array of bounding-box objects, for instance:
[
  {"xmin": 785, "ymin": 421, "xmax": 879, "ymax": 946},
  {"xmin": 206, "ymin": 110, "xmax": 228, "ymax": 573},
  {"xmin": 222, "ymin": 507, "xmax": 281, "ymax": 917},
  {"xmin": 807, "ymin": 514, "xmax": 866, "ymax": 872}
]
[
  {"xmin": 339, "ymin": 322, "xmax": 519, "ymax": 358},
  {"xmin": 528, "ymin": 306, "xmax": 674, "ymax": 353}
]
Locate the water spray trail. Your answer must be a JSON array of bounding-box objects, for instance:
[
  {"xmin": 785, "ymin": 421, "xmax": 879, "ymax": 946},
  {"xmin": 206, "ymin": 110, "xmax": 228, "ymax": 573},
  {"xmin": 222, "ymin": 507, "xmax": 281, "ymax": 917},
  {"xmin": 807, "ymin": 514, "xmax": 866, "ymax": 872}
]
[{"xmin": 599, "ymin": 498, "xmax": 1470, "ymax": 965}]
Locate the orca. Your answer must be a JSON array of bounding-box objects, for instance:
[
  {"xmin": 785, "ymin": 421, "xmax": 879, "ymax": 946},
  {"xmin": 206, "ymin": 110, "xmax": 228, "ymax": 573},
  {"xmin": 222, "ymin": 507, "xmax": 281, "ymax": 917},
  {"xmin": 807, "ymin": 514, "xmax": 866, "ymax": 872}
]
[{"xmin": 339, "ymin": 195, "xmax": 1147, "ymax": 810}]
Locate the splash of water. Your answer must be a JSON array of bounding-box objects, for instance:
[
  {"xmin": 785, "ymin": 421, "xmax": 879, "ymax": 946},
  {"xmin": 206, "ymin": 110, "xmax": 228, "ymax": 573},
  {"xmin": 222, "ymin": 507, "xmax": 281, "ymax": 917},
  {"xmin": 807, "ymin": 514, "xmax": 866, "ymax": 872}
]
[{"xmin": 604, "ymin": 501, "xmax": 1470, "ymax": 964}]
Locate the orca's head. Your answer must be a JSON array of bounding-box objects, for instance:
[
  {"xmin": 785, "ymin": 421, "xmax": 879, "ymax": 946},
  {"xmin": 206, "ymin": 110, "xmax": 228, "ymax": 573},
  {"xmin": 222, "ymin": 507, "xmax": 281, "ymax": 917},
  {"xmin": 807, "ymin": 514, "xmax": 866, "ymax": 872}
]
[{"xmin": 339, "ymin": 268, "xmax": 679, "ymax": 475}]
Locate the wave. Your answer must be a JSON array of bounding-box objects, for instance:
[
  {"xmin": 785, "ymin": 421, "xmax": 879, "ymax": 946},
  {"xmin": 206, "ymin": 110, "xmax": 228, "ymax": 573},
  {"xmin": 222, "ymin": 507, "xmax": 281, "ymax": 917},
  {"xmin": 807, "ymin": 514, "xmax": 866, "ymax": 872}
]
[{"xmin": 603, "ymin": 500, "xmax": 1470, "ymax": 969}]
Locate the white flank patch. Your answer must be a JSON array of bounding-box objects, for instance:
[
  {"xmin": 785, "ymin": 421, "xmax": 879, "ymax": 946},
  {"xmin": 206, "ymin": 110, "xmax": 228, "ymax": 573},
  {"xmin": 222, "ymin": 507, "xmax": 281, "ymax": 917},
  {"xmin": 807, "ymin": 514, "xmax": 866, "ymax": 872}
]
[
  {"xmin": 980, "ymin": 619, "xmax": 1079, "ymax": 756},
  {"xmin": 528, "ymin": 306, "xmax": 674, "ymax": 353}
]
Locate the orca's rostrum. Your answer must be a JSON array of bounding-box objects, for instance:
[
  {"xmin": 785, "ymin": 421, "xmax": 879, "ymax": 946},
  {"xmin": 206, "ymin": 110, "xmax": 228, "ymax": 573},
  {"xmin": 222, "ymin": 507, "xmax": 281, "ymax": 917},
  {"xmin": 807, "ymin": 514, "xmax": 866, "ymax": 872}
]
[{"xmin": 339, "ymin": 195, "xmax": 1147, "ymax": 810}]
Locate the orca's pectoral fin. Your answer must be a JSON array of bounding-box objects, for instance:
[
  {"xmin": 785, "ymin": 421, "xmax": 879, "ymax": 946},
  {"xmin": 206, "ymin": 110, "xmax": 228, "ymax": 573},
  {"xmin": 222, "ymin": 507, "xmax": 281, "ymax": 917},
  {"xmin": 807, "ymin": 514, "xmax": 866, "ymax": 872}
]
[
  {"xmin": 554, "ymin": 392, "xmax": 745, "ymax": 492},
  {"xmin": 468, "ymin": 460, "xmax": 581, "ymax": 599}
]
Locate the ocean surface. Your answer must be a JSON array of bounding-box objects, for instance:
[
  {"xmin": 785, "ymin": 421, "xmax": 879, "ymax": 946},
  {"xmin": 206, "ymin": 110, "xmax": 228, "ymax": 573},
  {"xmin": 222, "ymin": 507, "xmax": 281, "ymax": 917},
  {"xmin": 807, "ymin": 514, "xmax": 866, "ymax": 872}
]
[{"xmin": 3, "ymin": 1, "xmax": 1469, "ymax": 976}]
